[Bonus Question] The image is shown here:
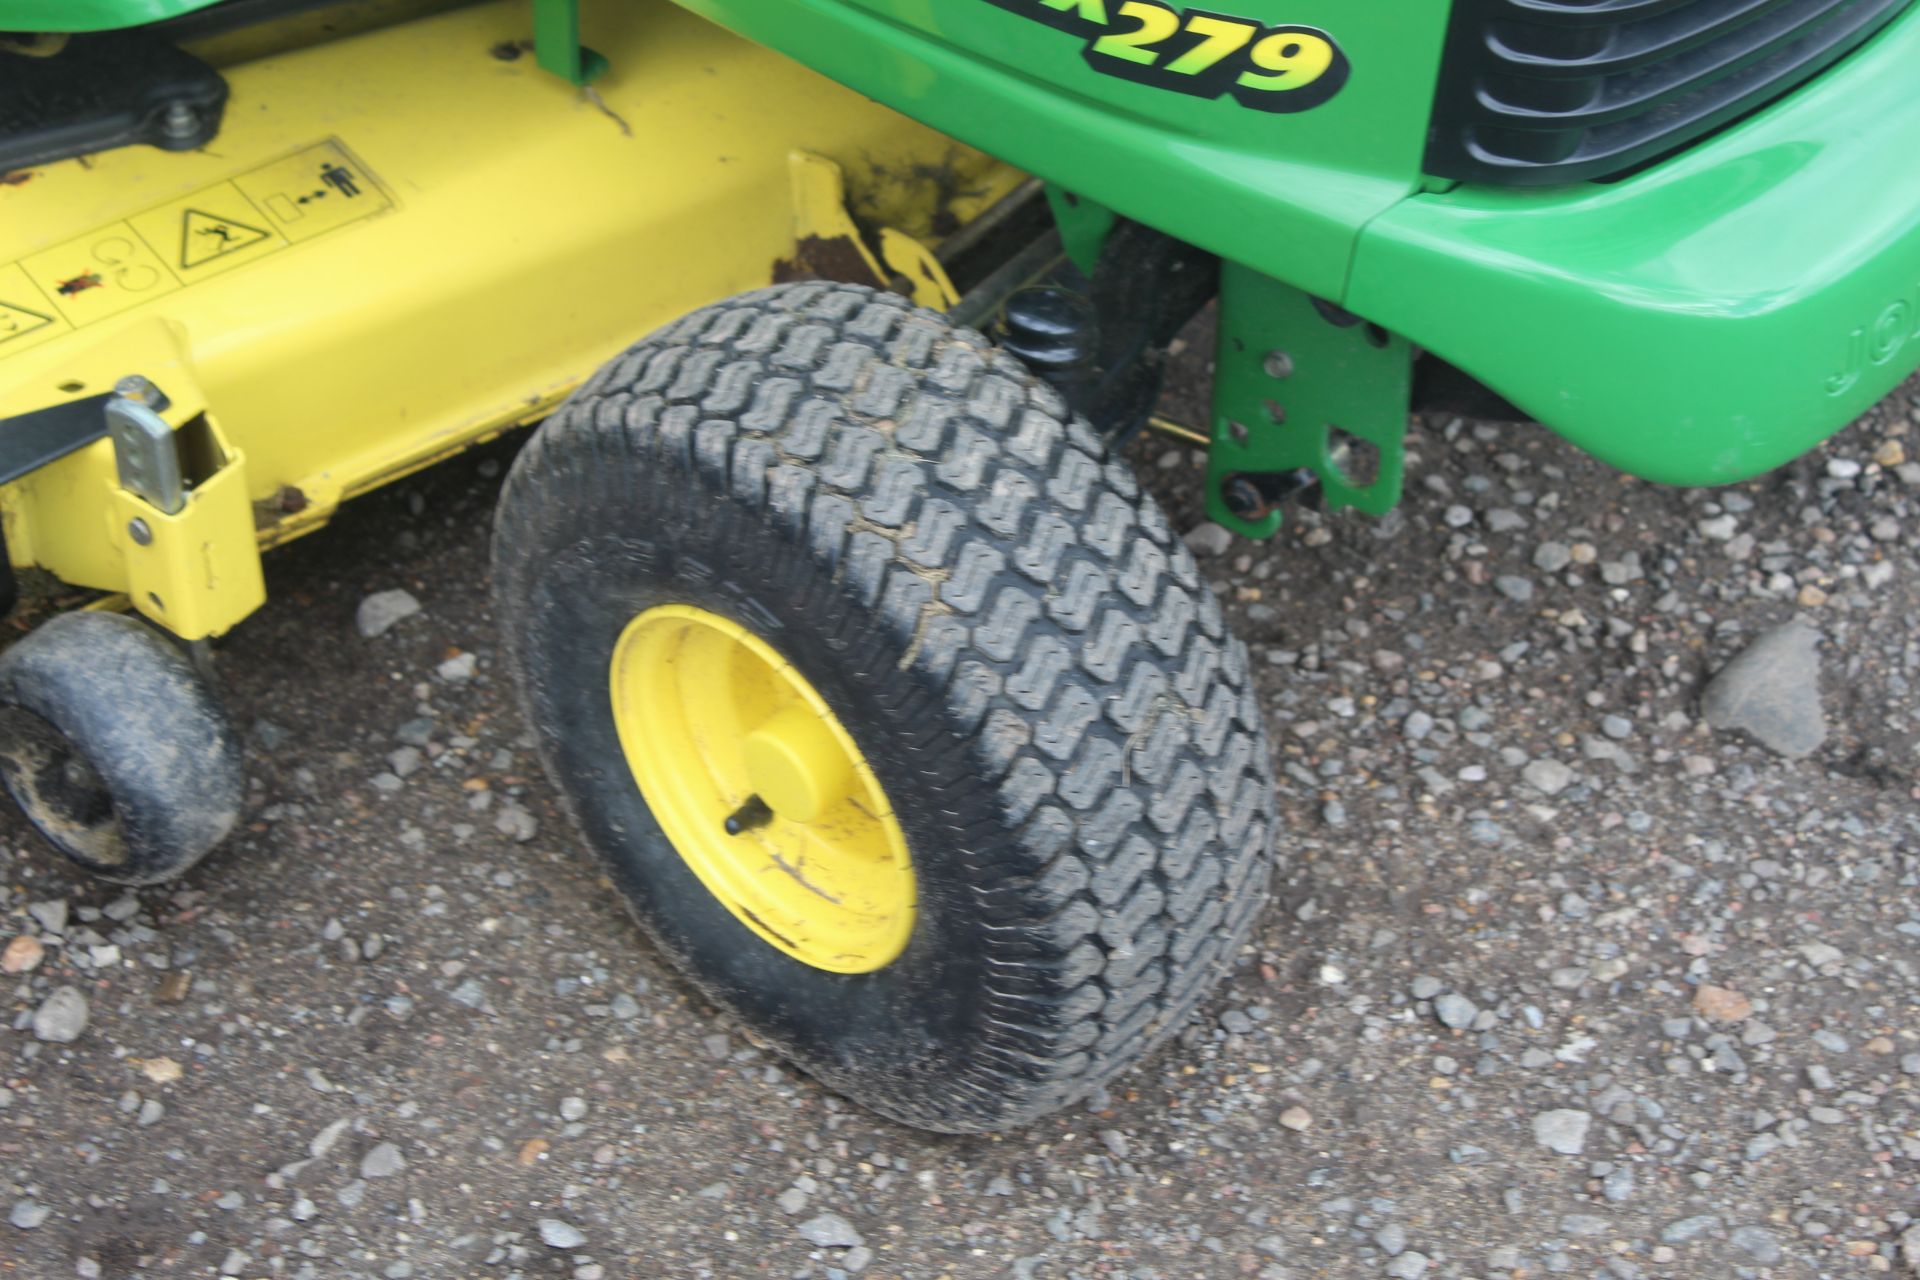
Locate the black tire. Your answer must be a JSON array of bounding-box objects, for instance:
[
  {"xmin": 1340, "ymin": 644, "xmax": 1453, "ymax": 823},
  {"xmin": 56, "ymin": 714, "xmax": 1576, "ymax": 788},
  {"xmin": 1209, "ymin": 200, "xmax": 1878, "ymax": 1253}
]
[
  {"xmin": 493, "ymin": 283, "xmax": 1275, "ymax": 1132},
  {"xmin": 0, "ymin": 611, "xmax": 243, "ymax": 884}
]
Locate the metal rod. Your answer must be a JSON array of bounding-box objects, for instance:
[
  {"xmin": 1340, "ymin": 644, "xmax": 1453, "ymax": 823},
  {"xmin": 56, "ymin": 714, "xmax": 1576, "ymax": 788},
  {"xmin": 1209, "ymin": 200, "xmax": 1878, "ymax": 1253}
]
[
  {"xmin": 936, "ymin": 177, "xmax": 1044, "ymax": 266},
  {"xmin": 948, "ymin": 228, "xmax": 1066, "ymax": 333},
  {"xmin": 1145, "ymin": 415, "xmax": 1210, "ymax": 447}
]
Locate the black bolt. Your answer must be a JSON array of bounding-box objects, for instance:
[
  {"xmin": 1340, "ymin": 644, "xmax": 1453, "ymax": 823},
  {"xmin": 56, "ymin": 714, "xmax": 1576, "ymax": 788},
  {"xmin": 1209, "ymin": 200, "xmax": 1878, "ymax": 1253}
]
[
  {"xmin": 724, "ymin": 795, "xmax": 773, "ymax": 836},
  {"xmin": 1221, "ymin": 475, "xmax": 1270, "ymax": 522}
]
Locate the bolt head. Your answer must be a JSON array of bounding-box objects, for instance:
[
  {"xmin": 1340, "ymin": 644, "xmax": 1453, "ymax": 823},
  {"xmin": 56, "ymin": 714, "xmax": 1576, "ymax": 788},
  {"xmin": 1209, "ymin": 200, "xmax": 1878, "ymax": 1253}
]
[{"xmin": 161, "ymin": 102, "xmax": 198, "ymax": 139}]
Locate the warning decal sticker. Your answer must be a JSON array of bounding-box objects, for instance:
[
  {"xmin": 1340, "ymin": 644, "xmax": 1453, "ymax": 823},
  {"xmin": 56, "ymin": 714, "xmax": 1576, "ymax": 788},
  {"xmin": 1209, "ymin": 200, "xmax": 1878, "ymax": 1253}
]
[
  {"xmin": 2, "ymin": 140, "xmax": 390, "ymax": 360},
  {"xmin": 0, "ymin": 300, "xmax": 56, "ymax": 347},
  {"xmin": 180, "ymin": 209, "xmax": 272, "ymax": 268},
  {"xmin": 0, "ymin": 263, "xmax": 71, "ymax": 349}
]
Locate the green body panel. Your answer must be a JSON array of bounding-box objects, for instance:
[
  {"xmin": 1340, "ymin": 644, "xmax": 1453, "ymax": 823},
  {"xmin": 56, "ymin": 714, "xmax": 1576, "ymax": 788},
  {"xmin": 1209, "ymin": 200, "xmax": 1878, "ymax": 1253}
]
[
  {"xmin": 668, "ymin": 0, "xmax": 1449, "ymax": 302},
  {"xmin": 1044, "ymin": 186, "xmax": 1117, "ymax": 279},
  {"xmin": 680, "ymin": 0, "xmax": 1920, "ymax": 489},
  {"xmin": 0, "ymin": 0, "xmax": 220, "ymax": 30},
  {"xmin": 1349, "ymin": 2, "xmax": 1920, "ymax": 486},
  {"xmin": 1207, "ymin": 267, "xmax": 1411, "ymax": 538}
]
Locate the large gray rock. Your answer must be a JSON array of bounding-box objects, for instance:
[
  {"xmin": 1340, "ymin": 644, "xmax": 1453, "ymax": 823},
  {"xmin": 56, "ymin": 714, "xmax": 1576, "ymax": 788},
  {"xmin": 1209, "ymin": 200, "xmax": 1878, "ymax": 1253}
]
[
  {"xmin": 1532, "ymin": 1108, "xmax": 1590, "ymax": 1155},
  {"xmin": 538, "ymin": 1219, "xmax": 585, "ymax": 1249},
  {"xmin": 797, "ymin": 1212, "xmax": 864, "ymax": 1249},
  {"xmin": 1701, "ymin": 622, "xmax": 1826, "ymax": 758},
  {"xmin": 1183, "ymin": 522, "xmax": 1232, "ymax": 558},
  {"xmin": 31, "ymin": 986, "xmax": 89, "ymax": 1043},
  {"xmin": 355, "ymin": 589, "xmax": 422, "ymax": 639}
]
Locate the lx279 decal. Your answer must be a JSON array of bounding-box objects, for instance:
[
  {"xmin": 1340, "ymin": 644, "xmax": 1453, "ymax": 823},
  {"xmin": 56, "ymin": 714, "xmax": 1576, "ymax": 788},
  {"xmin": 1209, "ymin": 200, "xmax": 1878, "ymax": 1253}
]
[{"xmin": 984, "ymin": 0, "xmax": 1349, "ymax": 113}]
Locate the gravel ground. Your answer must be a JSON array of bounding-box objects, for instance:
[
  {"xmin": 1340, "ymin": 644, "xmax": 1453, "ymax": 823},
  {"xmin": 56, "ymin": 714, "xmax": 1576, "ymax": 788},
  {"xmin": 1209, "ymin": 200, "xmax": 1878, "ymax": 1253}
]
[{"xmin": 3, "ymin": 340, "xmax": 1918, "ymax": 1280}]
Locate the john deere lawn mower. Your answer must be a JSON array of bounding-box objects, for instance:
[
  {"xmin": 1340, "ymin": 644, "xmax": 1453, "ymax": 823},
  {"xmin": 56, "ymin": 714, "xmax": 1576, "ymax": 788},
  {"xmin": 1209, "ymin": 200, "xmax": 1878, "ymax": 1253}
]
[{"xmin": 2, "ymin": 0, "xmax": 1916, "ymax": 1132}]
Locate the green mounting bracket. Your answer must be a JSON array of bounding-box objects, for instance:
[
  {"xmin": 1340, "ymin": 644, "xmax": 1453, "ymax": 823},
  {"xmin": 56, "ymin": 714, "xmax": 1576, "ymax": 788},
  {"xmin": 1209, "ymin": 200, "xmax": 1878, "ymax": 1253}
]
[
  {"xmin": 1206, "ymin": 264, "xmax": 1413, "ymax": 539},
  {"xmin": 533, "ymin": 0, "xmax": 608, "ymax": 86},
  {"xmin": 1043, "ymin": 185, "xmax": 1118, "ymax": 278}
]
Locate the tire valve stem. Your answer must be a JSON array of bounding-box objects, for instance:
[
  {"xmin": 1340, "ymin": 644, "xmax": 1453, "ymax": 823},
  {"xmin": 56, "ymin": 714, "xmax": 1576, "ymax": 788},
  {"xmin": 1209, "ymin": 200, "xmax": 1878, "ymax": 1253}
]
[{"xmin": 724, "ymin": 795, "xmax": 774, "ymax": 836}]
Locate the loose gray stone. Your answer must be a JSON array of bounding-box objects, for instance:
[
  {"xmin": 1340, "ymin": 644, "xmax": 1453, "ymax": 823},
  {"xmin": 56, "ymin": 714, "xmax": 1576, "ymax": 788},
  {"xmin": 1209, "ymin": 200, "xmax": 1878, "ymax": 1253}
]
[
  {"xmin": 356, "ymin": 589, "xmax": 421, "ymax": 638},
  {"xmin": 437, "ymin": 652, "xmax": 478, "ymax": 682},
  {"xmin": 360, "ymin": 1142, "xmax": 405, "ymax": 1178},
  {"xmin": 1494, "ymin": 575, "xmax": 1534, "ymax": 604},
  {"xmin": 26, "ymin": 899, "xmax": 68, "ymax": 935},
  {"xmin": 538, "ymin": 1219, "xmax": 586, "ymax": 1249},
  {"xmin": 1701, "ymin": 622, "xmax": 1826, "ymax": 758},
  {"xmin": 1533, "ymin": 542, "xmax": 1572, "ymax": 573},
  {"xmin": 309, "ymin": 1118, "xmax": 352, "ymax": 1159},
  {"xmin": 1487, "ymin": 509, "xmax": 1527, "ymax": 533},
  {"xmin": 1599, "ymin": 553, "xmax": 1642, "ymax": 585},
  {"xmin": 1533, "ymin": 1109, "xmax": 1591, "ymax": 1155},
  {"xmin": 9, "ymin": 1199, "xmax": 49, "ymax": 1229},
  {"xmin": 1660, "ymin": 1214, "xmax": 1720, "ymax": 1244},
  {"xmin": 1434, "ymin": 993, "xmax": 1478, "ymax": 1030},
  {"xmin": 1728, "ymin": 1226, "xmax": 1780, "ymax": 1264},
  {"xmin": 1384, "ymin": 1251, "xmax": 1430, "ymax": 1279},
  {"xmin": 494, "ymin": 805, "xmax": 538, "ymax": 843},
  {"xmin": 395, "ymin": 717, "xmax": 435, "ymax": 747},
  {"xmin": 1374, "ymin": 1223, "xmax": 1407, "ymax": 1256},
  {"xmin": 1799, "ymin": 942, "xmax": 1844, "ymax": 969},
  {"xmin": 1899, "ymin": 1226, "xmax": 1920, "ymax": 1272},
  {"xmin": 1522, "ymin": 758, "xmax": 1574, "ymax": 797},
  {"xmin": 31, "ymin": 985, "xmax": 89, "ymax": 1043},
  {"xmin": 1698, "ymin": 515, "xmax": 1738, "ymax": 541},
  {"xmin": 1183, "ymin": 523, "xmax": 1233, "ymax": 558},
  {"xmin": 797, "ymin": 1212, "xmax": 864, "ymax": 1249}
]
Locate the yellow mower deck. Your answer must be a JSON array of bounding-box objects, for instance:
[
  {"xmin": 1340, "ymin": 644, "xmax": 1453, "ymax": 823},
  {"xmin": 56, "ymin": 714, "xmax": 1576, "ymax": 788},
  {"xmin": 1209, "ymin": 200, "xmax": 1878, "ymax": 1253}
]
[{"xmin": 0, "ymin": 0, "xmax": 1020, "ymax": 639}]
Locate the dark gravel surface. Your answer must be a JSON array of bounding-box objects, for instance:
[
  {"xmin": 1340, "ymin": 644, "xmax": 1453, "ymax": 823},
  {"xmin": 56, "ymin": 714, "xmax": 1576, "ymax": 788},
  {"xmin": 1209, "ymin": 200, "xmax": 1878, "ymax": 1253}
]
[{"xmin": 3, "ymin": 340, "xmax": 1917, "ymax": 1280}]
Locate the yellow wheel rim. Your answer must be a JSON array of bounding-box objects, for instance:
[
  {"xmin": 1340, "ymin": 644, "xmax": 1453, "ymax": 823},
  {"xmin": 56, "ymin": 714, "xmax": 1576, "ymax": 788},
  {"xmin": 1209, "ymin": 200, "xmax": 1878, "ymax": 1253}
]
[{"xmin": 608, "ymin": 605, "xmax": 915, "ymax": 973}]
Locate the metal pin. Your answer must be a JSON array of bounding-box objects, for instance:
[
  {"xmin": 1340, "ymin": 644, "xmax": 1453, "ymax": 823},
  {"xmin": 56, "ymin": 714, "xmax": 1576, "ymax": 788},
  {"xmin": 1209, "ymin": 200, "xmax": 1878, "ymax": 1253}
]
[{"xmin": 724, "ymin": 795, "xmax": 773, "ymax": 836}]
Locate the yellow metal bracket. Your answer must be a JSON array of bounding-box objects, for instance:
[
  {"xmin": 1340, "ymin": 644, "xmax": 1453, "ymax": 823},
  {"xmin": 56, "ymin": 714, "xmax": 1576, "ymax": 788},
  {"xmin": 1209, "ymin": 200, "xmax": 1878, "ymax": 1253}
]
[
  {"xmin": 787, "ymin": 153, "xmax": 959, "ymax": 310},
  {"xmin": 106, "ymin": 404, "xmax": 266, "ymax": 642},
  {"xmin": 2, "ymin": 324, "xmax": 265, "ymax": 641},
  {"xmin": 879, "ymin": 228, "xmax": 960, "ymax": 310}
]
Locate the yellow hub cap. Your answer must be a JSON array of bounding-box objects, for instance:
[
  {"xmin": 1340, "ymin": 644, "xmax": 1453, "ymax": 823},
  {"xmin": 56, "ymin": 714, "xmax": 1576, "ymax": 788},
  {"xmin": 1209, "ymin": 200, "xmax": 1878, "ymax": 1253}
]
[{"xmin": 608, "ymin": 605, "xmax": 915, "ymax": 973}]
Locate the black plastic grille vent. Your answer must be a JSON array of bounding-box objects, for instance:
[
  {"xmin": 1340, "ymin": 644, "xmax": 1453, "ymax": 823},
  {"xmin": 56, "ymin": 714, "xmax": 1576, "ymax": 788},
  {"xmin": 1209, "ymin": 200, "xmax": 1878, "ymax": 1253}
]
[{"xmin": 1426, "ymin": 0, "xmax": 1915, "ymax": 185}]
